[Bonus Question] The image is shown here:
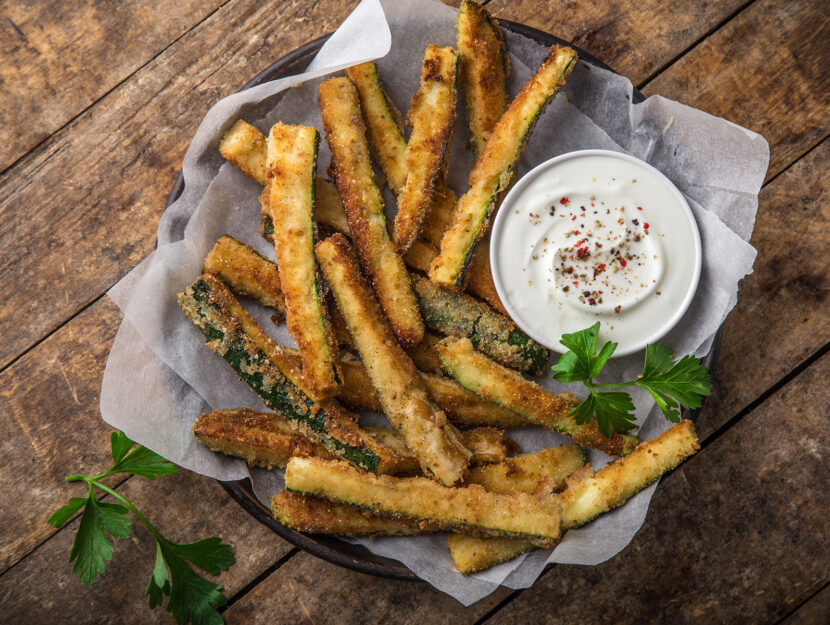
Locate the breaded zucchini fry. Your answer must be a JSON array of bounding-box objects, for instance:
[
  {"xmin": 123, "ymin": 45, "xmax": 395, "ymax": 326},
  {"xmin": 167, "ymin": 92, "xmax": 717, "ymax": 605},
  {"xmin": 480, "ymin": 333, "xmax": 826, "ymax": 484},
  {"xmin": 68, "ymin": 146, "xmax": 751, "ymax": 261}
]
[
  {"xmin": 319, "ymin": 77, "xmax": 424, "ymax": 346},
  {"xmin": 316, "ymin": 234, "xmax": 471, "ymax": 485},
  {"xmin": 345, "ymin": 62, "xmax": 409, "ymax": 192},
  {"xmin": 203, "ymin": 235, "xmax": 284, "ymax": 313},
  {"xmin": 345, "ymin": 65, "xmax": 507, "ymax": 312},
  {"xmin": 333, "ymin": 347, "xmax": 525, "ymax": 428},
  {"xmin": 178, "ymin": 274, "xmax": 400, "ymax": 473},
  {"xmin": 277, "ymin": 444, "xmax": 580, "ymax": 538},
  {"xmin": 413, "ymin": 276, "xmax": 549, "ymax": 375},
  {"xmin": 456, "ymin": 0, "xmax": 510, "ymax": 156},
  {"xmin": 395, "ymin": 45, "xmax": 459, "ymax": 252},
  {"xmin": 220, "ymin": 119, "xmax": 350, "ymax": 236},
  {"xmin": 466, "ymin": 443, "xmax": 586, "ymax": 496},
  {"xmin": 430, "ymin": 45, "xmax": 577, "ymax": 288},
  {"xmin": 265, "ymin": 123, "xmax": 341, "ymax": 399},
  {"xmin": 193, "ymin": 408, "xmax": 336, "ymax": 470},
  {"xmin": 448, "ymin": 421, "xmax": 700, "ymax": 573},
  {"xmin": 219, "ymin": 119, "xmax": 268, "ymax": 184},
  {"xmin": 193, "ymin": 408, "xmax": 504, "ymax": 473},
  {"xmin": 436, "ymin": 336, "xmax": 639, "ymax": 456},
  {"xmin": 285, "ymin": 456, "xmax": 562, "ymax": 546},
  {"xmin": 272, "ymin": 491, "xmax": 439, "ymax": 536}
]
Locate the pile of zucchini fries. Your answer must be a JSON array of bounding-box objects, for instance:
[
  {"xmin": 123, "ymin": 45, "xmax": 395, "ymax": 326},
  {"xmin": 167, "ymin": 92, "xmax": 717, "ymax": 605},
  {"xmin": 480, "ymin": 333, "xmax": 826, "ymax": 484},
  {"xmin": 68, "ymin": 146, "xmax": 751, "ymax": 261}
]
[{"xmin": 178, "ymin": 0, "xmax": 700, "ymax": 575}]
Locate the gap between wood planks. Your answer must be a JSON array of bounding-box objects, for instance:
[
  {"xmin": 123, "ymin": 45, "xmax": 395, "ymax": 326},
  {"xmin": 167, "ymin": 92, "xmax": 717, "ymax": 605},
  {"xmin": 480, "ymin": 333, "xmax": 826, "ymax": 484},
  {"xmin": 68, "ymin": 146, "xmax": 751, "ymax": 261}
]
[
  {"xmin": 0, "ymin": 0, "xmax": 234, "ymax": 182},
  {"xmin": 772, "ymin": 580, "xmax": 830, "ymax": 625},
  {"xmin": 634, "ymin": 0, "xmax": 756, "ymax": 92}
]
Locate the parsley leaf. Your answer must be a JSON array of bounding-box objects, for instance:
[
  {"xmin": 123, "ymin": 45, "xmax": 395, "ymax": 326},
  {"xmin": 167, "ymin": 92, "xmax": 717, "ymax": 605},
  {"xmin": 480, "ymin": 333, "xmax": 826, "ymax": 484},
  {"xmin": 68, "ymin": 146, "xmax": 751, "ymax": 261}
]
[
  {"xmin": 49, "ymin": 432, "xmax": 235, "ymax": 624},
  {"xmin": 552, "ymin": 324, "xmax": 711, "ymax": 437}
]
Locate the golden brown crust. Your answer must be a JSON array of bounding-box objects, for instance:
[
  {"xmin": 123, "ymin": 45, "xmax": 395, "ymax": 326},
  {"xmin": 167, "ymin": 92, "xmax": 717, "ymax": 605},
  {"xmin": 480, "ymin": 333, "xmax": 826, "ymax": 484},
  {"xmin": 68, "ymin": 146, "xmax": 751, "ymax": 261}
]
[
  {"xmin": 436, "ymin": 336, "xmax": 639, "ymax": 456},
  {"xmin": 266, "ymin": 122, "xmax": 341, "ymax": 399},
  {"xmin": 316, "ymin": 233, "xmax": 471, "ymax": 486},
  {"xmin": 202, "ymin": 235, "xmax": 285, "ymax": 312},
  {"xmin": 219, "ymin": 119, "xmax": 269, "ymax": 185},
  {"xmin": 193, "ymin": 408, "xmax": 335, "ymax": 469},
  {"xmin": 272, "ymin": 491, "xmax": 440, "ymax": 536},
  {"xmin": 430, "ymin": 45, "xmax": 578, "ymax": 288},
  {"xmin": 319, "ymin": 77, "xmax": 424, "ymax": 347},
  {"xmin": 394, "ymin": 45, "xmax": 459, "ymax": 252},
  {"xmin": 456, "ymin": 0, "xmax": 510, "ymax": 156}
]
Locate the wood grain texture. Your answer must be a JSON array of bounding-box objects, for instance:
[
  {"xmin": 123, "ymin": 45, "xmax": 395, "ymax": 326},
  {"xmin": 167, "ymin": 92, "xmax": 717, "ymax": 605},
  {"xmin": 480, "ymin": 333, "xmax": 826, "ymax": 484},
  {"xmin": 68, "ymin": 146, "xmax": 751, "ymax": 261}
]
[
  {"xmin": 0, "ymin": 297, "xmax": 121, "ymax": 573},
  {"xmin": 695, "ymin": 139, "xmax": 829, "ymax": 440},
  {"xmin": 780, "ymin": 584, "xmax": 830, "ymax": 625},
  {"xmin": 642, "ymin": 0, "xmax": 830, "ymax": 180},
  {"xmin": 487, "ymin": 0, "xmax": 747, "ymax": 84},
  {"xmin": 0, "ymin": 0, "xmax": 226, "ymax": 172},
  {"xmin": 223, "ymin": 549, "xmax": 513, "ymax": 623},
  {"xmin": 0, "ymin": 469, "xmax": 291, "ymax": 624},
  {"xmin": 486, "ymin": 353, "xmax": 830, "ymax": 625},
  {"xmin": 0, "ymin": 0, "xmax": 358, "ymax": 372}
]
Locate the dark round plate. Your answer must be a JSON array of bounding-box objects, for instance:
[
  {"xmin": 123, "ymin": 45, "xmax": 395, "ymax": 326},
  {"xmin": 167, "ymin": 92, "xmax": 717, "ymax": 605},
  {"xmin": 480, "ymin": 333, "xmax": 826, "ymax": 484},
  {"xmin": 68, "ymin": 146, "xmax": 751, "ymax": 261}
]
[{"xmin": 167, "ymin": 19, "xmax": 720, "ymax": 581}]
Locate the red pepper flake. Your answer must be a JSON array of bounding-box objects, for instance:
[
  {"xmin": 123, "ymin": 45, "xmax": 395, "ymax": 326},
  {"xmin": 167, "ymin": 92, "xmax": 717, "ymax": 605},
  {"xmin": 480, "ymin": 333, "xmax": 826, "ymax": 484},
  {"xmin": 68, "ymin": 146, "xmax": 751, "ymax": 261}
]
[
  {"xmin": 572, "ymin": 281, "xmax": 579, "ymax": 286},
  {"xmin": 637, "ymin": 206, "xmax": 643, "ymax": 211},
  {"xmin": 593, "ymin": 263, "xmax": 607, "ymax": 277},
  {"xmin": 619, "ymin": 257, "xmax": 627, "ymax": 267},
  {"xmin": 571, "ymin": 215, "xmax": 577, "ymax": 221},
  {"xmin": 588, "ymin": 298, "xmax": 596, "ymax": 306},
  {"xmin": 572, "ymin": 230, "xmax": 580, "ymax": 235},
  {"xmin": 560, "ymin": 197, "xmax": 570, "ymax": 206},
  {"xmin": 643, "ymin": 222, "xmax": 650, "ymax": 230},
  {"xmin": 574, "ymin": 239, "xmax": 586, "ymax": 247},
  {"xmin": 576, "ymin": 247, "xmax": 590, "ymax": 259}
]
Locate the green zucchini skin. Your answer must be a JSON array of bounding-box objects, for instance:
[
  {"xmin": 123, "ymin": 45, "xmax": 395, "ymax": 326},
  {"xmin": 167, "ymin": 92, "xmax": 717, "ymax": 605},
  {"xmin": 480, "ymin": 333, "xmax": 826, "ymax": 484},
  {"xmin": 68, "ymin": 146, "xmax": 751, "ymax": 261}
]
[
  {"xmin": 178, "ymin": 274, "xmax": 382, "ymax": 473},
  {"xmin": 412, "ymin": 275, "xmax": 549, "ymax": 375}
]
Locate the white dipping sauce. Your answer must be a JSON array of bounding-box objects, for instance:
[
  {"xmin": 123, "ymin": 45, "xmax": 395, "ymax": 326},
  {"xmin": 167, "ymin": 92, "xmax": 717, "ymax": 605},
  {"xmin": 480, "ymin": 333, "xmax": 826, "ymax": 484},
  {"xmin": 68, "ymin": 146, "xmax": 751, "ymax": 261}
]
[{"xmin": 491, "ymin": 151, "xmax": 701, "ymax": 357}]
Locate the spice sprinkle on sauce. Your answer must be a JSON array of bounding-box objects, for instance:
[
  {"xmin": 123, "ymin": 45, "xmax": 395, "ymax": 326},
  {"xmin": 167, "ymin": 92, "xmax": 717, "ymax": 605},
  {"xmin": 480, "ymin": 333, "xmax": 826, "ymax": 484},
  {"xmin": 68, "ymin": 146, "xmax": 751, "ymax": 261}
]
[{"xmin": 490, "ymin": 151, "xmax": 701, "ymax": 357}]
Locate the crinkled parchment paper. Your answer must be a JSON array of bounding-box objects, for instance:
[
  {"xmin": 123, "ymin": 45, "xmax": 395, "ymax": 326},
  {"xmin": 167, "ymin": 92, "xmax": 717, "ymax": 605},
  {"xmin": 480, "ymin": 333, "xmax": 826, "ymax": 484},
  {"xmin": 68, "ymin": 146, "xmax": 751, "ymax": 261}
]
[{"xmin": 101, "ymin": 0, "xmax": 769, "ymax": 605}]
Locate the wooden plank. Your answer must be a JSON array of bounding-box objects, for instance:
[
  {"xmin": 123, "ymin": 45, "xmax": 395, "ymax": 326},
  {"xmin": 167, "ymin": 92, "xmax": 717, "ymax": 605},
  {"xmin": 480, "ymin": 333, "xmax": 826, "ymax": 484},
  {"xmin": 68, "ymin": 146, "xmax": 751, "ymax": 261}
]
[
  {"xmin": 0, "ymin": 297, "xmax": 121, "ymax": 573},
  {"xmin": 0, "ymin": 469, "xmax": 292, "ymax": 624},
  {"xmin": 484, "ymin": 353, "xmax": 830, "ymax": 625},
  {"xmin": 695, "ymin": 139, "xmax": 829, "ymax": 439},
  {"xmin": 780, "ymin": 584, "xmax": 830, "ymax": 625},
  {"xmin": 223, "ymin": 549, "xmax": 513, "ymax": 624},
  {"xmin": 642, "ymin": 0, "xmax": 829, "ymax": 180},
  {"xmin": 0, "ymin": 0, "xmax": 225, "ymax": 172},
  {"xmin": 0, "ymin": 0, "xmax": 359, "ymax": 372},
  {"xmin": 487, "ymin": 0, "xmax": 747, "ymax": 85}
]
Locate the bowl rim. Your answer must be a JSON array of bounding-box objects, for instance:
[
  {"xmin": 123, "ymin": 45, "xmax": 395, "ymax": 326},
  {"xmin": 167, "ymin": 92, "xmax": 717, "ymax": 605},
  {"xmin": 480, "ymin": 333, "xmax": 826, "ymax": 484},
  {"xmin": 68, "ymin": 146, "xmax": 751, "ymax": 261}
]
[{"xmin": 489, "ymin": 148, "xmax": 703, "ymax": 357}]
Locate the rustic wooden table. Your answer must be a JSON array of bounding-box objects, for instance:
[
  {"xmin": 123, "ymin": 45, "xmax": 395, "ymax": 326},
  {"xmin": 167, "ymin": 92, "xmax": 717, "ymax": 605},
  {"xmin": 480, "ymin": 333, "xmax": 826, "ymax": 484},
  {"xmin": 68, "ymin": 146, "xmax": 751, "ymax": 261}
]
[{"xmin": 0, "ymin": 0, "xmax": 827, "ymax": 623}]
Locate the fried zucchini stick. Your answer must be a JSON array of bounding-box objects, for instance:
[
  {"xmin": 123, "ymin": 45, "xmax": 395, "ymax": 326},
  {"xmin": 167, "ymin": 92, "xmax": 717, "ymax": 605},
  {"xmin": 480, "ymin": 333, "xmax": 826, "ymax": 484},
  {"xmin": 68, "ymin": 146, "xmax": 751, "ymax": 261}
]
[
  {"xmin": 456, "ymin": 0, "xmax": 510, "ymax": 156},
  {"xmin": 347, "ymin": 62, "xmax": 506, "ymax": 314},
  {"xmin": 430, "ymin": 45, "xmax": 577, "ymax": 288},
  {"xmin": 202, "ymin": 235, "xmax": 284, "ymax": 313},
  {"xmin": 193, "ymin": 408, "xmax": 507, "ymax": 472},
  {"xmin": 178, "ymin": 274, "xmax": 401, "ymax": 474},
  {"xmin": 272, "ymin": 491, "xmax": 440, "ymax": 537},
  {"xmin": 414, "ymin": 276, "xmax": 549, "ymax": 375},
  {"xmin": 448, "ymin": 421, "xmax": 700, "ymax": 573},
  {"xmin": 436, "ymin": 336, "xmax": 639, "ymax": 456},
  {"xmin": 273, "ymin": 444, "xmax": 582, "ymax": 538},
  {"xmin": 265, "ymin": 123, "xmax": 341, "ymax": 399},
  {"xmin": 316, "ymin": 234, "xmax": 471, "ymax": 485},
  {"xmin": 319, "ymin": 77, "xmax": 424, "ymax": 346},
  {"xmin": 220, "ymin": 119, "xmax": 350, "ymax": 236},
  {"xmin": 285, "ymin": 456, "xmax": 562, "ymax": 546},
  {"xmin": 395, "ymin": 45, "xmax": 459, "ymax": 252}
]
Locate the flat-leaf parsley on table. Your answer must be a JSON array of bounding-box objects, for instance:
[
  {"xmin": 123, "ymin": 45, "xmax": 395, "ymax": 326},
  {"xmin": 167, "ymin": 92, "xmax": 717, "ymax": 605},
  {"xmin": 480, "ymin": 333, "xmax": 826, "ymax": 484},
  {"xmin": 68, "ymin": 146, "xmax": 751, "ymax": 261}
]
[
  {"xmin": 552, "ymin": 322, "xmax": 712, "ymax": 437},
  {"xmin": 48, "ymin": 432, "xmax": 235, "ymax": 625}
]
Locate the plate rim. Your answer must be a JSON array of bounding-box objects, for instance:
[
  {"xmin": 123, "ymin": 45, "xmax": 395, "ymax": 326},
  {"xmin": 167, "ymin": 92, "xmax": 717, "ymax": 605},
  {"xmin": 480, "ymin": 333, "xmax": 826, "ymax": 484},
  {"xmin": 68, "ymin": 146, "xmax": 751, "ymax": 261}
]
[{"xmin": 165, "ymin": 18, "xmax": 718, "ymax": 581}]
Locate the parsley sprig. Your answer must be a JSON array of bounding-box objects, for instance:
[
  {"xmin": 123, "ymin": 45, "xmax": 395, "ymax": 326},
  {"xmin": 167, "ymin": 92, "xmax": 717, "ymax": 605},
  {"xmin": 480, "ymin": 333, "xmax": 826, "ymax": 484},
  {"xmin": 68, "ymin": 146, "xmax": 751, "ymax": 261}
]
[
  {"xmin": 48, "ymin": 432, "xmax": 235, "ymax": 625},
  {"xmin": 552, "ymin": 322, "xmax": 711, "ymax": 437}
]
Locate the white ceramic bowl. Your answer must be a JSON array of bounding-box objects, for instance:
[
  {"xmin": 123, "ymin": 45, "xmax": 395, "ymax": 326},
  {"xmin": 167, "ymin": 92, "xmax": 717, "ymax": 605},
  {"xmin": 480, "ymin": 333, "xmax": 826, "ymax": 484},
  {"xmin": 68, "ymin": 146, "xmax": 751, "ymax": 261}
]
[{"xmin": 489, "ymin": 149, "xmax": 702, "ymax": 357}]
